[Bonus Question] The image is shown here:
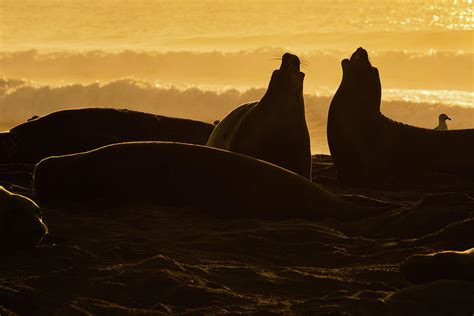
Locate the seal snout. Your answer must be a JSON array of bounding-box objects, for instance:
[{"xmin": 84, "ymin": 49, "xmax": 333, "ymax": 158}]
[
  {"xmin": 280, "ymin": 53, "xmax": 300, "ymax": 72},
  {"xmin": 350, "ymin": 47, "xmax": 370, "ymax": 66}
]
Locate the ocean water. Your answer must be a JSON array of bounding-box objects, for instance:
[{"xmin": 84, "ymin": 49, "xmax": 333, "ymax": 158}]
[
  {"xmin": 2, "ymin": 0, "xmax": 473, "ymax": 50},
  {"xmin": 1, "ymin": 0, "xmax": 472, "ymax": 153}
]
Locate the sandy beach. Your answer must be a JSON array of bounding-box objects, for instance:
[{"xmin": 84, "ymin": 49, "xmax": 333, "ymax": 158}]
[{"xmin": 0, "ymin": 155, "xmax": 473, "ymax": 315}]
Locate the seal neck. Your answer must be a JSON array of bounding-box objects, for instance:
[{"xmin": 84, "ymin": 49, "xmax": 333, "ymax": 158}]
[
  {"xmin": 335, "ymin": 72, "xmax": 382, "ymax": 120},
  {"xmin": 259, "ymin": 70, "xmax": 304, "ymax": 113}
]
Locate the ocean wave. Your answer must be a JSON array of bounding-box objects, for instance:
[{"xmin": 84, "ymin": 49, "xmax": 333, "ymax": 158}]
[
  {"xmin": 163, "ymin": 30, "xmax": 473, "ymax": 53},
  {"xmin": 1, "ymin": 78, "xmax": 473, "ymax": 154},
  {"xmin": 0, "ymin": 49, "xmax": 472, "ymax": 92}
]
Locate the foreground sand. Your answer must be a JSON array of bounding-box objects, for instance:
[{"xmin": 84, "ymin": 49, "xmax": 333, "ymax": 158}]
[{"xmin": 1, "ymin": 155, "xmax": 473, "ymax": 315}]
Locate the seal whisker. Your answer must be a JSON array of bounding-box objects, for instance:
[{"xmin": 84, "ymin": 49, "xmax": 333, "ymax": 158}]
[{"xmin": 300, "ymin": 59, "xmax": 310, "ymax": 68}]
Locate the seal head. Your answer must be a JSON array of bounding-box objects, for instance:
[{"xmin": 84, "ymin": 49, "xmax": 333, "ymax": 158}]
[
  {"xmin": 207, "ymin": 53, "xmax": 312, "ymax": 179},
  {"xmin": 265, "ymin": 53, "xmax": 305, "ymax": 101},
  {"xmin": 0, "ymin": 186, "xmax": 48, "ymax": 248},
  {"xmin": 341, "ymin": 47, "xmax": 381, "ymax": 116}
]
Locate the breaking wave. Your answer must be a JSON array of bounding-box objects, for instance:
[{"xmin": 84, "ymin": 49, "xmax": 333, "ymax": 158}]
[
  {"xmin": 1, "ymin": 78, "xmax": 473, "ymax": 154},
  {"xmin": 1, "ymin": 49, "xmax": 472, "ymax": 91}
]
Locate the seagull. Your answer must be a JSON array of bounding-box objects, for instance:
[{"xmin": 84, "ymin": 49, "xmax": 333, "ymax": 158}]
[{"xmin": 434, "ymin": 113, "xmax": 451, "ymax": 130}]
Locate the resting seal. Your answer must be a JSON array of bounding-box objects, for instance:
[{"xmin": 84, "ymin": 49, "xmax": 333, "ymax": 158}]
[
  {"xmin": 0, "ymin": 108, "xmax": 215, "ymax": 164},
  {"xmin": 207, "ymin": 53, "xmax": 311, "ymax": 179},
  {"xmin": 327, "ymin": 47, "xmax": 474, "ymax": 186},
  {"xmin": 401, "ymin": 248, "xmax": 474, "ymax": 284},
  {"xmin": 0, "ymin": 186, "xmax": 48, "ymax": 248},
  {"xmin": 33, "ymin": 142, "xmax": 392, "ymax": 221}
]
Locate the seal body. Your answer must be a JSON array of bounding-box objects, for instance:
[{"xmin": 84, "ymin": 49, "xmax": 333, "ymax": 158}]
[
  {"xmin": 327, "ymin": 48, "xmax": 474, "ymax": 186},
  {"xmin": 207, "ymin": 53, "xmax": 312, "ymax": 179},
  {"xmin": 401, "ymin": 248, "xmax": 474, "ymax": 284},
  {"xmin": 0, "ymin": 186, "xmax": 48, "ymax": 248},
  {"xmin": 0, "ymin": 108, "xmax": 215, "ymax": 164},
  {"xmin": 33, "ymin": 142, "xmax": 385, "ymax": 221}
]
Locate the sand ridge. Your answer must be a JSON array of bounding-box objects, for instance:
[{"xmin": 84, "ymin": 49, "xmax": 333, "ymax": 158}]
[{"xmin": 0, "ymin": 156, "xmax": 473, "ymax": 314}]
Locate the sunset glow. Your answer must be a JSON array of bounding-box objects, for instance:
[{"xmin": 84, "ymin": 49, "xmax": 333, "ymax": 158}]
[{"xmin": 1, "ymin": 0, "xmax": 473, "ymax": 153}]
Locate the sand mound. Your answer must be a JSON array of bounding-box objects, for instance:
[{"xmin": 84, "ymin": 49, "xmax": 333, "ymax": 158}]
[{"xmin": 0, "ymin": 156, "xmax": 472, "ymax": 314}]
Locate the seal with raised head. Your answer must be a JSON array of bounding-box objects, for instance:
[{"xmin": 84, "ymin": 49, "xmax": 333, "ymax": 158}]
[
  {"xmin": 33, "ymin": 142, "xmax": 394, "ymax": 221},
  {"xmin": 207, "ymin": 53, "xmax": 312, "ymax": 179},
  {"xmin": 327, "ymin": 47, "xmax": 474, "ymax": 186},
  {"xmin": 0, "ymin": 108, "xmax": 215, "ymax": 164},
  {"xmin": 0, "ymin": 186, "xmax": 48, "ymax": 248}
]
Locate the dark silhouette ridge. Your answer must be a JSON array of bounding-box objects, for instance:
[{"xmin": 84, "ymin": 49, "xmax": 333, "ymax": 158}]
[
  {"xmin": 401, "ymin": 248, "xmax": 474, "ymax": 284},
  {"xmin": 34, "ymin": 142, "xmax": 394, "ymax": 221},
  {"xmin": 327, "ymin": 47, "xmax": 474, "ymax": 186},
  {"xmin": 0, "ymin": 108, "xmax": 215, "ymax": 164},
  {"xmin": 434, "ymin": 113, "xmax": 451, "ymax": 130},
  {"xmin": 207, "ymin": 53, "xmax": 312, "ymax": 179}
]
